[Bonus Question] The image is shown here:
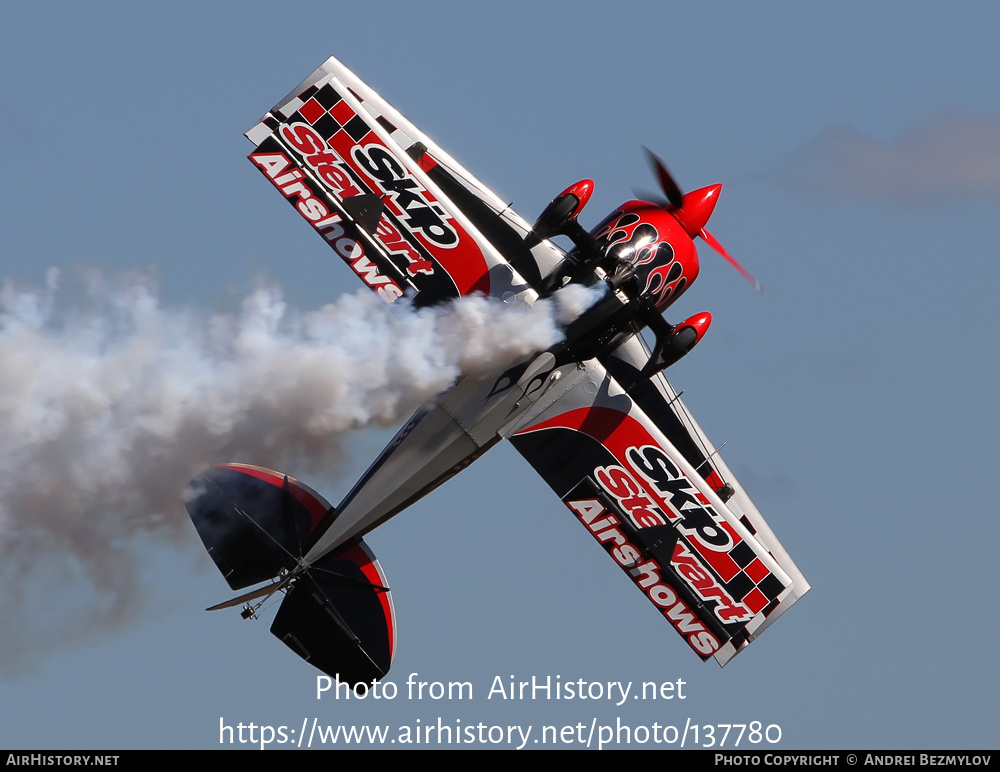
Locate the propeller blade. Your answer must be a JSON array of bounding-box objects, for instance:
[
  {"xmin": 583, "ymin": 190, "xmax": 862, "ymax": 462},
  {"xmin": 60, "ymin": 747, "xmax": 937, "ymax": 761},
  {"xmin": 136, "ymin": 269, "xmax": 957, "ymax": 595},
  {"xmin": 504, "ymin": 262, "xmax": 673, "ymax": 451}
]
[
  {"xmin": 642, "ymin": 147, "xmax": 763, "ymax": 294},
  {"xmin": 699, "ymin": 227, "xmax": 765, "ymax": 294},
  {"xmin": 631, "ymin": 187, "xmax": 671, "ymax": 208},
  {"xmin": 643, "ymin": 146, "xmax": 684, "ymax": 208}
]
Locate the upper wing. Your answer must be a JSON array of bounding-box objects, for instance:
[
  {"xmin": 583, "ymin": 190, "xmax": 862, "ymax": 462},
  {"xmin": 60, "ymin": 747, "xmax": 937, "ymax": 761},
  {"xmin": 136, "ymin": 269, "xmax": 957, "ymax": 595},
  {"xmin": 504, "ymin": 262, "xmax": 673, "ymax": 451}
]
[
  {"xmin": 246, "ymin": 57, "xmax": 564, "ymax": 306},
  {"xmin": 506, "ymin": 343, "xmax": 807, "ymax": 666}
]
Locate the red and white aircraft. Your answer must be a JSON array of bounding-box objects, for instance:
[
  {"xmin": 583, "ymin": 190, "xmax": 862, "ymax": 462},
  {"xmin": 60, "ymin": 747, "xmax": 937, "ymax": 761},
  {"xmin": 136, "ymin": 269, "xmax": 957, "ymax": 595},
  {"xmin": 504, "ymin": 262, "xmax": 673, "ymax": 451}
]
[{"xmin": 186, "ymin": 57, "xmax": 808, "ymax": 685}]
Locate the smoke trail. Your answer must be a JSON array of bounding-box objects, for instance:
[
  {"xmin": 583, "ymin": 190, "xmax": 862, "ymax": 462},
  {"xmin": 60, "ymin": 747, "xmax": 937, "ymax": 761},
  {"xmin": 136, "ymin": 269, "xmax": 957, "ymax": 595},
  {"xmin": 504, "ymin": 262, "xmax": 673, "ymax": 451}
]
[
  {"xmin": 770, "ymin": 111, "xmax": 1000, "ymax": 203},
  {"xmin": 0, "ymin": 270, "xmax": 598, "ymax": 672}
]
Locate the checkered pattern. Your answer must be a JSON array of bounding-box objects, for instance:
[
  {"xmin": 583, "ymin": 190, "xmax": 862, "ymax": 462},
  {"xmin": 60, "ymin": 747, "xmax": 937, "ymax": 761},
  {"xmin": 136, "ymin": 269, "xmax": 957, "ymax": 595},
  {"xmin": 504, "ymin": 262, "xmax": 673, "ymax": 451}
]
[
  {"xmin": 248, "ymin": 73, "xmax": 421, "ymax": 155},
  {"xmin": 723, "ymin": 540, "xmax": 787, "ymax": 614}
]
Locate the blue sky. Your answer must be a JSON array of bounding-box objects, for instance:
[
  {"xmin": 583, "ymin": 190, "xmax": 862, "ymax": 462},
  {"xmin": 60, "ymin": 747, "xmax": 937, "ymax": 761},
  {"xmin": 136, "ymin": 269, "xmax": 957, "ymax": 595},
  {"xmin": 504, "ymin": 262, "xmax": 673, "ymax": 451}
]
[{"xmin": 1, "ymin": 1, "xmax": 998, "ymax": 749}]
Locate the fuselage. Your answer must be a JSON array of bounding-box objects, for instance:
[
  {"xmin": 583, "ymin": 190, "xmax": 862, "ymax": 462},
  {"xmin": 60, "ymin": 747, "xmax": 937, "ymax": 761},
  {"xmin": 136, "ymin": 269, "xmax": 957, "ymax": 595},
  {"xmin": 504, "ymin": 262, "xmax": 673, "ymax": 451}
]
[{"xmin": 303, "ymin": 187, "xmax": 723, "ymax": 564}]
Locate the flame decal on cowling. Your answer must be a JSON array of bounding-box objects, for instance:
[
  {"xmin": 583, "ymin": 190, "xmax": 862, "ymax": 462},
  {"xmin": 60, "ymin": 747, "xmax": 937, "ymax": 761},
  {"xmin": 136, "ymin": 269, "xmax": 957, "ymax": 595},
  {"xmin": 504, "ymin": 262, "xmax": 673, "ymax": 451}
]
[
  {"xmin": 644, "ymin": 251, "xmax": 684, "ymax": 300},
  {"xmin": 595, "ymin": 210, "xmax": 639, "ymax": 242},
  {"xmin": 596, "ymin": 210, "xmax": 686, "ymax": 305}
]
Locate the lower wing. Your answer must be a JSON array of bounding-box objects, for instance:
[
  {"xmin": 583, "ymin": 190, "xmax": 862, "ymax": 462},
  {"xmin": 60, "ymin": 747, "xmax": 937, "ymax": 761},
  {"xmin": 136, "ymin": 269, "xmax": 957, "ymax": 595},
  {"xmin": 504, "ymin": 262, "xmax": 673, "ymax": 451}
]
[{"xmin": 507, "ymin": 347, "xmax": 807, "ymax": 665}]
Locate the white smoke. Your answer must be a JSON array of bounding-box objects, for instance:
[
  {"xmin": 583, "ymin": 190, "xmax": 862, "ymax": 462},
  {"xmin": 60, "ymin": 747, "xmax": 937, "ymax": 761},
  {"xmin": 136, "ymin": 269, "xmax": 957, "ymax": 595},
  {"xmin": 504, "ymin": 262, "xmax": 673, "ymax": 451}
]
[{"xmin": 0, "ymin": 270, "xmax": 599, "ymax": 672}]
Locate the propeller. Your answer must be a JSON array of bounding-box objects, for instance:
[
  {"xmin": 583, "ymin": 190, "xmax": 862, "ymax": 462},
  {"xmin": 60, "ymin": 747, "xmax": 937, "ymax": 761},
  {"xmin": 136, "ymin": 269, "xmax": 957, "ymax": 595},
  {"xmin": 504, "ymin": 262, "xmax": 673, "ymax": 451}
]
[
  {"xmin": 642, "ymin": 148, "xmax": 764, "ymax": 294},
  {"xmin": 644, "ymin": 146, "xmax": 684, "ymax": 208}
]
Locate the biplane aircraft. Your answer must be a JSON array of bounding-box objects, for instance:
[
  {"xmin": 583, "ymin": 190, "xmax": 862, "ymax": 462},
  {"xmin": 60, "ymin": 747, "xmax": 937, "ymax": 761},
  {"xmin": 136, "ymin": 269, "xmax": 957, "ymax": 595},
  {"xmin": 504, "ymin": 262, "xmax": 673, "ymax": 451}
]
[{"xmin": 185, "ymin": 56, "xmax": 808, "ymax": 685}]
